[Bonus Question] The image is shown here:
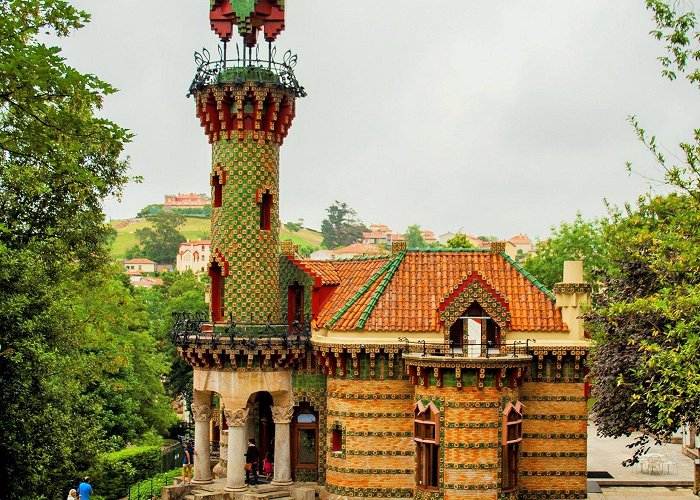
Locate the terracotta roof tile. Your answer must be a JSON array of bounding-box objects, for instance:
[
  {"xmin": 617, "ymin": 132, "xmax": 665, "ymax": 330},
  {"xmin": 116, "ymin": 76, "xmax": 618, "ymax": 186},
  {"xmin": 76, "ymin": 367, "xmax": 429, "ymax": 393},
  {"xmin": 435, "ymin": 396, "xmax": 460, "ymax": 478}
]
[{"xmin": 310, "ymin": 250, "xmax": 567, "ymax": 333}]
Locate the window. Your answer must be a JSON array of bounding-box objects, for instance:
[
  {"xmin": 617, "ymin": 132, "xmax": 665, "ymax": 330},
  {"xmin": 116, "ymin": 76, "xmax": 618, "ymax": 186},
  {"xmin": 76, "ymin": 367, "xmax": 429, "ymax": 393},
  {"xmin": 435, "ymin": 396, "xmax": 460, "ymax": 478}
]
[
  {"xmin": 292, "ymin": 404, "xmax": 318, "ymax": 474},
  {"xmin": 287, "ymin": 284, "xmax": 304, "ymax": 326},
  {"xmin": 212, "ymin": 174, "xmax": 222, "ymax": 208},
  {"xmin": 209, "ymin": 262, "xmax": 225, "ymax": 321},
  {"xmin": 260, "ymin": 192, "xmax": 272, "ymax": 230},
  {"xmin": 502, "ymin": 402, "xmax": 523, "ymax": 491},
  {"xmin": 332, "ymin": 426, "xmax": 343, "ymax": 452},
  {"xmin": 414, "ymin": 402, "xmax": 440, "ymax": 490}
]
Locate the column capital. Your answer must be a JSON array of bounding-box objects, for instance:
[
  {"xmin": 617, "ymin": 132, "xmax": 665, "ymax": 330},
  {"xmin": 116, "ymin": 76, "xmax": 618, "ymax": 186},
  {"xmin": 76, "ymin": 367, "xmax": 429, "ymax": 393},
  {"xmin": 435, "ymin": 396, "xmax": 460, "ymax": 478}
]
[
  {"xmin": 191, "ymin": 403, "xmax": 213, "ymax": 422},
  {"xmin": 223, "ymin": 407, "xmax": 249, "ymax": 427},
  {"xmin": 271, "ymin": 405, "xmax": 294, "ymax": 424}
]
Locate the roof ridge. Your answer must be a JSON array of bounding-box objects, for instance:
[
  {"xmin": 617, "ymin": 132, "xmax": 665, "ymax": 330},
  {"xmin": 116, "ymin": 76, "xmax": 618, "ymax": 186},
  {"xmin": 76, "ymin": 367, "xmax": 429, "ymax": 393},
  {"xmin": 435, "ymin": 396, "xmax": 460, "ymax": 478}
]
[
  {"xmin": 326, "ymin": 257, "xmax": 395, "ymax": 328},
  {"xmin": 500, "ymin": 252, "xmax": 556, "ymax": 301},
  {"xmin": 356, "ymin": 251, "xmax": 406, "ymax": 329},
  {"xmin": 407, "ymin": 247, "xmax": 491, "ymax": 252}
]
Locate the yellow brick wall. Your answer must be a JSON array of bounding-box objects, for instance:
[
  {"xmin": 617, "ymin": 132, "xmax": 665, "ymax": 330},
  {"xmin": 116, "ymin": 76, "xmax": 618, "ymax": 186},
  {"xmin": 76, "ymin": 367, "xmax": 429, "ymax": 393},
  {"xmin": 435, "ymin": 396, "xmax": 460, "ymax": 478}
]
[
  {"xmin": 519, "ymin": 381, "xmax": 588, "ymax": 497},
  {"xmin": 325, "ymin": 377, "xmax": 415, "ymax": 493}
]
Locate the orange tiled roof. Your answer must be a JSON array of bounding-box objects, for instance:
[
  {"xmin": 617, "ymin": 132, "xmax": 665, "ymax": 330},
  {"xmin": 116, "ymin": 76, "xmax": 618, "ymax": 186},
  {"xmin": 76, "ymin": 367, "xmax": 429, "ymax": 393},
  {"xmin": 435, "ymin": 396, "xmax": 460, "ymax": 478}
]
[
  {"xmin": 124, "ymin": 258, "xmax": 156, "ymax": 264},
  {"xmin": 311, "ymin": 250, "xmax": 566, "ymax": 333},
  {"xmin": 508, "ymin": 234, "xmax": 532, "ymax": 245},
  {"xmin": 299, "ymin": 259, "xmax": 341, "ymax": 286}
]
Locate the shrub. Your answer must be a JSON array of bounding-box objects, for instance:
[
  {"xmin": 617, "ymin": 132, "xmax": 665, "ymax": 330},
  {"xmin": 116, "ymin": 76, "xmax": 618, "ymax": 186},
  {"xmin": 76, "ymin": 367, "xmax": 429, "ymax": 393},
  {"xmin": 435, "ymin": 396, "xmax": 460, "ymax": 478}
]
[
  {"xmin": 89, "ymin": 446, "xmax": 161, "ymax": 500},
  {"xmin": 128, "ymin": 467, "xmax": 181, "ymax": 500}
]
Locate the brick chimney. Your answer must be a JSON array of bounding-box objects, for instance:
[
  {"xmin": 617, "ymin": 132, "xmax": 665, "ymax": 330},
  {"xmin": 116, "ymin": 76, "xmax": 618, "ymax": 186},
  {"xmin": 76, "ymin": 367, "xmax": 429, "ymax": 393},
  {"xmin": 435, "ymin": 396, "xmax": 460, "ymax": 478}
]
[{"xmin": 553, "ymin": 261, "xmax": 591, "ymax": 340}]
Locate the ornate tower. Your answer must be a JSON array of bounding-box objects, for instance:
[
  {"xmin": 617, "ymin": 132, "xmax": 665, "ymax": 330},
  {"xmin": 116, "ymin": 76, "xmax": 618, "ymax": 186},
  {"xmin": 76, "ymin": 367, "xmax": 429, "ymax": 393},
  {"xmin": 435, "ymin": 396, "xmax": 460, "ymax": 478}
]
[{"xmin": 190, "ymin": 0, "xmax": 305, "ymax": 324}]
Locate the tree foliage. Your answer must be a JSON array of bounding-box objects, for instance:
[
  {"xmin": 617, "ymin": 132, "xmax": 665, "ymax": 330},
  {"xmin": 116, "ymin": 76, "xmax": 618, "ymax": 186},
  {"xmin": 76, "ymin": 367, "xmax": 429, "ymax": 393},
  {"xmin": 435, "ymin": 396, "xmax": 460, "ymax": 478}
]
[
  {"xmin": 404, "ymin": 224, "xmax": 427, "ymax": 248},
  {"xmin": 129, "ymin": 211, "xmax": 187, "ymax": 264},
  {"xmin": 446, "ymin": 233, "xmax": 475, "ymax": 249},
  {"xmin": 587, "ymin": 193, "xmax": 700, "ymax": 462},
  {"xmin": 522, "ymin": 213, "xmax": 608, "ymax": 290},
  {"xmin": 588, "ymin": 0, "xmax": 700, "ymax": 464},
  {"xmin": 320, "ymin": 201, "xmax": 367, "ymax": 249},
  {"xmin": 0, "ymin": 3, "xmax": 178, "ymax": 498}
]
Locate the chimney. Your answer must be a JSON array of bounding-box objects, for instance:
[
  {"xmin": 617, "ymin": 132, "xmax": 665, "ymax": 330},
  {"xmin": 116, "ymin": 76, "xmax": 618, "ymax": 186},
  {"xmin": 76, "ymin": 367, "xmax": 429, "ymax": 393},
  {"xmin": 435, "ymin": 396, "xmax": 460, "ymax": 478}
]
[{"xmin": 553, "ymin": 261, "xmax": 591, "ymax": 340}]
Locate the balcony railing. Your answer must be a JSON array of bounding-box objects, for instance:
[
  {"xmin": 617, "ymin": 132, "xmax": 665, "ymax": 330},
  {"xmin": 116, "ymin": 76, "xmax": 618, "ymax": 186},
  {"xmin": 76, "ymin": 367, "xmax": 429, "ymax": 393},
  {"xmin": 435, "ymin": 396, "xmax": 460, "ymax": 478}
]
[
  {"xmin": 187, "ymin": 43, "xmax": 306, "ymax": 98},
  {"xmin": 171, "ymin": 311, "xmax": 312, "ymax": 350},
  {"xmin": 398, "ymin": 338, "xmax": 535, "ymax": 359}
]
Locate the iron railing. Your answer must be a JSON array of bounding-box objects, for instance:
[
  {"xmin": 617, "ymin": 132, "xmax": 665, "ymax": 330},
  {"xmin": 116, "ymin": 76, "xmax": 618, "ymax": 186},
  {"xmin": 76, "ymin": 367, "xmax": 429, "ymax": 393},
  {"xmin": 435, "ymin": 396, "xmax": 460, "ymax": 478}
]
[
  {"xmin": 188, "ymin": 43, "xmax": 306, "ymax": 97},
  {"xmin": 398, "ymin": 338, "xmax": 535, "ymax": 358},
  {"xmin": 171, "ymin": 311, "xmax": 312, "ymax": 350}
]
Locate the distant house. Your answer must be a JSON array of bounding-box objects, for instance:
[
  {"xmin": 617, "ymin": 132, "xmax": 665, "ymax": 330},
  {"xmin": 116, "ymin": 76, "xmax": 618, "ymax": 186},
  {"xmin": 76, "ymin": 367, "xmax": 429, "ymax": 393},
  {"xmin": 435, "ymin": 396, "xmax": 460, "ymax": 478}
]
[
  {"xmin": 309, "ymin": 249, "xmax": 334, "ymax": 261},
  {"xmin": 124, "ymin": 258, "xmax": 157, "ymax": 273},
  {"xmin": 362, "ymin": 224, "xmax": 393, "ymax": 245},
  {"xmin": 177, "ymin": 240, "xmax": 211, "ymax": 273},
  {"xmin": 124, "ymin": 269, "xmax": 163, "ymax": 288},
  {"xmin": 421, "ymin": 230, "xmax": 437, "ymax": 244},
  {"xmin": 508, "ymin": 233, "xmax": 534, "ymax": 255},
  {"xmin": 332, "ymin": 243, "xmax": 388, "ymax": 260},
  {"xmin": 164, "ymin": 193, "xmax": 210, "ymax": 209}
]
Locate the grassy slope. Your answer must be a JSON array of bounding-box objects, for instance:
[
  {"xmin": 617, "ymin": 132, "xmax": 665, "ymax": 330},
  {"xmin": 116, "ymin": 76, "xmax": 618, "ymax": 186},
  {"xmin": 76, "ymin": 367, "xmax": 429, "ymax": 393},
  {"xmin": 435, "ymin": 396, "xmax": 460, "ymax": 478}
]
[{"xmin": 110, "ymin": 218, "xmax": 323, "ymax": 259}]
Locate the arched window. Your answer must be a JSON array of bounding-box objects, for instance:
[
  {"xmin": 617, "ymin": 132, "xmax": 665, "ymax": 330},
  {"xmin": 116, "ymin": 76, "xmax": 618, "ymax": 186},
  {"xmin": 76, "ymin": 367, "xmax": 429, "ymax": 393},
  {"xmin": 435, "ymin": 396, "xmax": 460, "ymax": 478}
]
[
  {"xmin": 209, "ymin": 262, "xmax": 225, "ymax": 321},
  {"xmin": 259, "ymin": 191, "xmax": 272, "ymax": 231},
  {"xmin": 414, "ymin": 401, "xmax": 440, "ymax": 490},
  {"xmin": 502, "ymin": 402, "xmax": 523, "ymax": 491}
]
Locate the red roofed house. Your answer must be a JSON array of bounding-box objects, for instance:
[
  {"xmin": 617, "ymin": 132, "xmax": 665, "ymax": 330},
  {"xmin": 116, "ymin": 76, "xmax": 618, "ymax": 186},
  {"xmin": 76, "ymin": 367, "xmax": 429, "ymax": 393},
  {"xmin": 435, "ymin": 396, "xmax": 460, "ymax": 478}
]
[
  {"xmin": 508, "ymin": 233, "xmax": 534, "ymax": 255},
  {"xmin": 164, "ymin": 192, "xmax": 210, "ymax": 209},
  {"xmin": 123, "ymin": 257, "xmax": 156, "ymax": 274}
]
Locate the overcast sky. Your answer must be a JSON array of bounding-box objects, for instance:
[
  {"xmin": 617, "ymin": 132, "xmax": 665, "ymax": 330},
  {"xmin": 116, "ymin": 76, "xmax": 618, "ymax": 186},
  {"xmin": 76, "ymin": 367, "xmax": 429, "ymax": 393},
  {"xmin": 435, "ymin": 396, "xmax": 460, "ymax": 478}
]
[{"xmin": 59, "ymin": 1, "xmax": 698, "ymax": 240}]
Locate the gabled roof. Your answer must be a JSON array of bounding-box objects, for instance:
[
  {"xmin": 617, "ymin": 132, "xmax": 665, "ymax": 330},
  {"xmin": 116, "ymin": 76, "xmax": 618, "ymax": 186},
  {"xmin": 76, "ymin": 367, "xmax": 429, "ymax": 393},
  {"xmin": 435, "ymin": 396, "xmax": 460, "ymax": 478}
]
[
  {"xmin": 124, "ymin": 258, "xmax": 156, "ymax": 265},
  {"xmin": 308, "ymin": 249, "xmax": 566, "ymax": 333}
]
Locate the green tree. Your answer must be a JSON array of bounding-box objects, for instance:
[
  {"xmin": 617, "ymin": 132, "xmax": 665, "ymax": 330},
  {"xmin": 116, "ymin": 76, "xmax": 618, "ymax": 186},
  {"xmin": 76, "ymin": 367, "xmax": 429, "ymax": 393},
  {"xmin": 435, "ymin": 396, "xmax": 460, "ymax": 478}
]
[
  {"xmin": 132, "ymin": 211, "xmax": 187, "ymax": 264},
  {"xmin": 404, "ymin": 224, "xmax": 427, "ymax": 248},
  {"xmin": 284, "ymin": 218, "xmax": 304, "ymax": 232},
  {"xmin": 587, "ymin": 193, "xmax": 700, "ymax": 463},
  {"xmin": 588, "ymin": 1, "xmax": 700, "ymax": 472},
  {"xmin": 137, "ymin": 203, "xmax": 164, "ymax": 218},
  {"xmin": 320, "ymin": 201, "xmax": 367, "ymax": 249},
  {"xmin": 446, "ymin": 233, "xmax": 475, "ymax": 249},
  {"xmin": 0, "ymin": 1, "xmax": 132, "ymax": 497},
  {"xmin": 522, "ymin": 213, "xmax": 607, "ymax": 290}
]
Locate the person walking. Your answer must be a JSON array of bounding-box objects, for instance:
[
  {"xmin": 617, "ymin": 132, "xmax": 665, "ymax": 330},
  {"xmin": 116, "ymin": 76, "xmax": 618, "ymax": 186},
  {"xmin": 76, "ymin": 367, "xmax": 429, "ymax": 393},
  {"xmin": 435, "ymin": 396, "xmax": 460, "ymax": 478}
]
[
  {"xmin": 244, "ymin": 438, "xmax": 260, "ymax": 485},
  {"xmin": 66, "ymin": 488, "xmax": 77, "ymax": 500},
  {"xmin": 182, "ymin": 439, "xmax": 196, "ymax": 484},
  {"xmin": 77, "ymin": 477, "xmax": 93, "ymax": 500}
]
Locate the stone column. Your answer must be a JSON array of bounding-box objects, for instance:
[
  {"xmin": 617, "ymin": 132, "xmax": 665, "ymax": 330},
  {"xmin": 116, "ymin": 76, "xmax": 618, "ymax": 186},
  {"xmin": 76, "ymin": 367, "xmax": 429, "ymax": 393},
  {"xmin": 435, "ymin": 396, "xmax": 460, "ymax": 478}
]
[
  {"xmin": 191, "ymin": 394, "xmax": 213, "ymax": 484},
  {"xmin": 224, "ymin": 407, "xmax": 250, "ymax": 492},
  {"xmin": 271, "ymin": 405, "xmax": 294, "ymax": 485}
]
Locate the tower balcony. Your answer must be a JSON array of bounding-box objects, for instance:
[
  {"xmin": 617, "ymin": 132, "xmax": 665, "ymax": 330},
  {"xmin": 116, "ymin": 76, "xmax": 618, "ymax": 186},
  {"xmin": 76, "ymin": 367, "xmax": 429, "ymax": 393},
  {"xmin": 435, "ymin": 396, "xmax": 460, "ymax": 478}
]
[
  {"xmin": 171, "ymin": 312, "xmax": 312, "ymax": 370},
  {"xmin": 187, "ymin": 44, "xmax": 306, "ymax": 98}
]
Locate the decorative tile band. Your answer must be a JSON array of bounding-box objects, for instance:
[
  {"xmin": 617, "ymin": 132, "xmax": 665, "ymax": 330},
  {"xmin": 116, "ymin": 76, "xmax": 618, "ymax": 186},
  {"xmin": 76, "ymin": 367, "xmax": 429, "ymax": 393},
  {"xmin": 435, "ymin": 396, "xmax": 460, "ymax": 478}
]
[
  {"xmin": 443, "ymin": 462, "xmax": 498, "ymax": 469},
  {"xmin": 345, "ymin": 431, "xmax": 412, "ymax": 437},
  {"xmin": 344, "ymin": 449, "xmax": 414, "ymax": 456},
  {"xmin": 445, "ymin": 401, "xmax": 500, "ymax": 408},
  {"xmin": 325, "ymin": 485, "xmax": 414, "ymax": 498},
  {"xmin": 520, "ymin": 491, "xmax": 587, "ymax": 500},
  {"xmin": 327, "ymin": 410, "xmax": 412, "ymax": 418},
  {"xmin": 520, "ymin": 396, "xmax": 587, "ymax": 402},
  {"xmin": 523, "ymin": 433, "xmax": 587, "ymax": 439},
  {"xmin": 326, "ymin": 465, "xmax": 412, "ymax": 475},
  {"xmin": 553, "ymin": 283, "xmax": 592, "ymax": 294},
  {"xmin": 521, "ymin": 470, "xmax": 587, "ymax": 476},
  {"xmin": 524, "ymin": 414, "xmax": 588, "ymax": 420},
  {"xmin": 444, "ymin": 442, "xmax": 499, "ymax": 449},
  {"xmin": 445, "ymin": 422, "xmax": 499, "ymax": 429},
  {"xmin": 442, "ymin": 483, "xmax": 498, "ymax": 491},
  {"xmin": 327, "ymin": 392, "xmax": 413, "ymax": 400},
  {"xmin": 522, "ymin": 452, "xmax": 587, "ymax": 458}
]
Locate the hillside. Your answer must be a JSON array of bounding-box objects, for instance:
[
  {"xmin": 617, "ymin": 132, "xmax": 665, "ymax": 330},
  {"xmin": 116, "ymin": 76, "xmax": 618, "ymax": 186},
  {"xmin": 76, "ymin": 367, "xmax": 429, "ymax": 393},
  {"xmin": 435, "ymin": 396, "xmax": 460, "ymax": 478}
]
[{"xmin": 110, "ymin": 217, "xmax": 323, "ymax": 259}]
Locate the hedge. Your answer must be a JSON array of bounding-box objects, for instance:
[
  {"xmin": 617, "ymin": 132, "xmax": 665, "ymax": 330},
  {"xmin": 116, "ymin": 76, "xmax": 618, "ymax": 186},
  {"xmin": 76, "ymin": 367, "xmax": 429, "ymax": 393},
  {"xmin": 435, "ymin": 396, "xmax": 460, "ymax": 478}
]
[
  {"xmin": 89, "ymin": 446, "xmax": 161, "ymax": 500},
  {"xmin": 127, "ymin": 467, "xmax": 181, "ymax": 500}
]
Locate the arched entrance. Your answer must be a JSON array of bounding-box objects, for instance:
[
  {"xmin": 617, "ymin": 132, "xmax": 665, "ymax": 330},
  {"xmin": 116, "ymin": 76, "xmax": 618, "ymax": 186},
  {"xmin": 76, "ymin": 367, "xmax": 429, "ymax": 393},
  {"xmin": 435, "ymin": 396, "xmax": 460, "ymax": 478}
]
[
  {"xmin": 246, "ymin": 392, "xmax": 275, "ymax": 479},
  {"xmin": 291, "ymin": 403, "xmax": 318, "ymax": 481}
]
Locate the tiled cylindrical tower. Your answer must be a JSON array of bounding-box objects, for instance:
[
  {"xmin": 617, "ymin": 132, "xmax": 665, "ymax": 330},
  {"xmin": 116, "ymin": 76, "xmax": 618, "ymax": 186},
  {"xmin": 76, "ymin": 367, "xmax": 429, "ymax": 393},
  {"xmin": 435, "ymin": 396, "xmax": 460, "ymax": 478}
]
[
  {"xmin": 191, "ymin": 0, "xmax": 303, "ymax": 324},
  {"xmin": 194, "ymin": 82, "xmax": 297, "ymax": 323}
]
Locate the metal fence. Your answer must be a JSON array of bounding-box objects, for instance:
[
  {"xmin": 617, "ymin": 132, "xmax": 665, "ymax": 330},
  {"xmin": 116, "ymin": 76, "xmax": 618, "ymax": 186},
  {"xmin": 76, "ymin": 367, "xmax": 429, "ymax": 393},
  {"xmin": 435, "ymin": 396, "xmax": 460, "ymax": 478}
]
[{"xmin": 398, "ymin": 338, "xmax": 535, "ymax": 358}]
